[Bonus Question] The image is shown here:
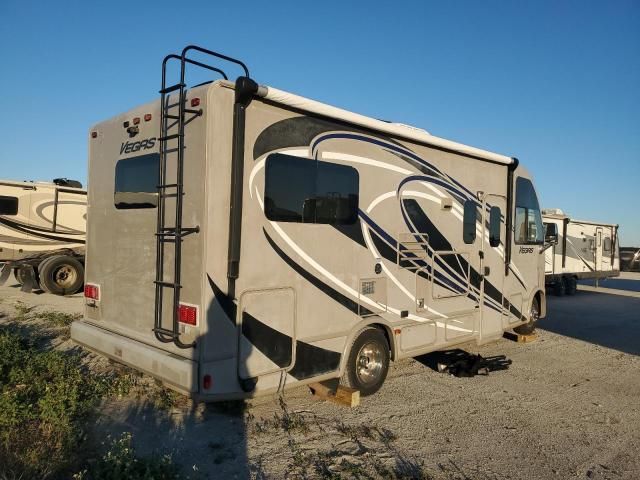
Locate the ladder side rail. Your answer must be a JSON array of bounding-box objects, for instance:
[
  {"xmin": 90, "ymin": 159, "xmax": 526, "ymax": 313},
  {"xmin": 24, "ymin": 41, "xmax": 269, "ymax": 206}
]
[{"xmin": 181, "ymin": 45, "xmax": 249, "ymax": 78}]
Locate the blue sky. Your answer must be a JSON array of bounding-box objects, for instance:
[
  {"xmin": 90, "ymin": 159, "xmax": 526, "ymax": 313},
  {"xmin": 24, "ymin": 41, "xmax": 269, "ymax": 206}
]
[{"xmin": 1, "ymin": 1, "xmax": 638, "ymax": 244}]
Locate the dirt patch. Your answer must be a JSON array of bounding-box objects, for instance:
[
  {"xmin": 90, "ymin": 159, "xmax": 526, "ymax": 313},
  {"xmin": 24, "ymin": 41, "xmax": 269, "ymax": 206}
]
[{"xmin": 1, "ymin": 281, "xmax": 639, "ymax": 479}]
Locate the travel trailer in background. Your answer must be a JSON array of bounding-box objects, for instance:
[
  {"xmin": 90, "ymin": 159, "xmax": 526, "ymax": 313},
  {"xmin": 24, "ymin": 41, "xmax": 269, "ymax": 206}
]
[
  {"xmin": 72, "ymin": 45, "xmax": 549, "ymax": 401},
  {"xmin": 0, "ymin": 178, "xmax": 86, "ymax": 295},
  {"xmin": 542, "ymin": 209, "xmax": 619, "ymax": 295}
]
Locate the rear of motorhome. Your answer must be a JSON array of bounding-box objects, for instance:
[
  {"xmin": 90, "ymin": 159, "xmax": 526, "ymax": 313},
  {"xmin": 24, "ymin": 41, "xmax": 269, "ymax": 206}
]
[
  {"xmin": 72, "ymin": 46, "xmax": 548, "ymax": 400},
  {"xmin": 542, "ymin": 209, "xmax": 619, "ymax": 295},
  {"xmin": 0, "ymin": 178, "xmax": 86, "ymax": 294}
]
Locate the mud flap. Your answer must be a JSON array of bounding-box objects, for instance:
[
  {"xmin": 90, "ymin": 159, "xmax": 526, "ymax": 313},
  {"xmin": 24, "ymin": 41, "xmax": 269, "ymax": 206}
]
[
  {"xmin": 19, "ymin": 265, "xmax": 36, "ymax": 293},
  {"xmin": 0, "ymin": 263, "xmax": 11, "ymax": 285}
]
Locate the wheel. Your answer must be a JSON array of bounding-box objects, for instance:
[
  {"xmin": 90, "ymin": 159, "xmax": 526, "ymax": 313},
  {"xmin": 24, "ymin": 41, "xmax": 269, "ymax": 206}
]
[
  {"xmin": 566, "ymin": 277, "xmax": 578, "ymax": 295},
  {"xmin": 14, "ymin": 266, "xmax": 38, "ymax": 286},
  {"xmin": 514, "ymin": 297, "xmax": 540, "ymax": 335},
  {"xmin": 553, "ymin": 279, "xmax": 566, "ymax": 296},
  {"xmin": 38, "ymin": 255, "xmax": 84, "ymax": 295},
  {"xmin": 341, "ymin": 327, "xmax": 390, "ymax": 396}
]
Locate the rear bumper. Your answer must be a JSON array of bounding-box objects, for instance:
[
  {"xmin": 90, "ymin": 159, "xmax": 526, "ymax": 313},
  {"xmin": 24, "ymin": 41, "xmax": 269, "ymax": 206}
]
[{"xmin": 71, "ymin": 320, "xmax": 198, "ymax": 395}]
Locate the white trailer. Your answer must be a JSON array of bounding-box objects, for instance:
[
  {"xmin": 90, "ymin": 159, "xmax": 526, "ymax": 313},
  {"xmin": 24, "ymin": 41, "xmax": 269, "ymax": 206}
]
[
  {"xmin": 542, "ymin": 209, "xmax": 619, "ymax": 295},
  {"xmin": 71, "ymin": 46, "xmax": 550, "ymax": 401},
  {"xmin": 0, "ymin": 178, "xmax": 87, "ymax": 294}
]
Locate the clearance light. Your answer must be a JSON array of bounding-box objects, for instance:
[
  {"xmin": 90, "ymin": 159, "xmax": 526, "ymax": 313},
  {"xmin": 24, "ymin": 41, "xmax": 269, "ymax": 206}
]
[
  {"xmin": 178, "ymin": 303, "xmax": 198, "ymax": 326},
  {"xmin": 84, "ymin": 283, "xmax": 100, "ymax": 301},
  {"xmin": 133, "ymin": 117, "xmax": 140, "ymax": 125},
  {"xmin": 203, "ymin": 374, "xmax": 212, "ymax": 390},
  {"xmin": 144, "ymin": 114, "xmax": 152, "ymax": 122},
  {"xmin": 91, "ymin": 132, "xmax": 97, "ymax": 138},
  {"xmin": 190, "ymin": 98, "xmax": 200, "ymax": 107}
]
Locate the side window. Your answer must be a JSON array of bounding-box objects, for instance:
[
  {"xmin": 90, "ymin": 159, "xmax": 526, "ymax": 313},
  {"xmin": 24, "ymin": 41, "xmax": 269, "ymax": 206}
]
[
  {"xmin": 264, "ymin": 153, "xmax": 359, "ymax": 225},
  {"xmin": 114, "ymin": 154, "xmax": 160, "ymax": 209},
  {"xmin": 489, "ymin": 206, "xmax": 501, "ymax": 247},
  {"xmin": 597, "ymin": 231, "xmax": 602, "ymax": 247},
  {"xmin": 463, "ymin": 200, "xmax": 477, "ymax": 244},
  {"xmin": 0, "ymin": 196, "xmax": 18, "ymax": 215},
  {"xmin": 604, "ymin": 237, "xmax": 611, "ymax": 253},
  {"xmin": 514, "ymin": 177, "xmax": 543, "ymax": 245}
]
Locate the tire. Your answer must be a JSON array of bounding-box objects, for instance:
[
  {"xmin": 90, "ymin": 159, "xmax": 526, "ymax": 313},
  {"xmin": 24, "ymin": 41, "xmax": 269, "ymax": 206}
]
[
  {"xmin": 553, "ymin": 279, "xmax": 566, "ymax": 296},
  {"xmin": 514, "ymin": 296, "xmax": 540, "ymax": 335},
  {"xmin": 14, "ymin": 266, "xmax": 39, "ymax": 286},
  {"xmin": 38, "ymin": 255, "xmax": 84, "ymax": 295},
  {"xmin": 341, "ymin": 327, "xmax": 390, "ymax": 397},
  {"xmin": 36, "ymin": 256, "xmax": 57, "ymax": 292},
  {"xmin": 566, "ymin": 277, "xmax": 578, "ymax": 295}
]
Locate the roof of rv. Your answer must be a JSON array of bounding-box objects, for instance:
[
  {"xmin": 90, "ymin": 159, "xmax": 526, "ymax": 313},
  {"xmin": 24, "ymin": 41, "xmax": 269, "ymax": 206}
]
[
  {"xmin": 542, "ymin": 211, "xmax": 618, "ymax": 228},
  {"xmin": 215, "ymin": 80, "xmax": 516, "ymax": 166},
  {"xmin": 0, "ymin": 179, "xmax": 85, "ymax": 192}
]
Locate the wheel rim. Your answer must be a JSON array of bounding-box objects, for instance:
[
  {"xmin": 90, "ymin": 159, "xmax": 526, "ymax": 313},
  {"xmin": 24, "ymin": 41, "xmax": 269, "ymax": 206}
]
[
  {"xmin": 356, "ymin": 341, "xmax": 384, "ymax": 385},
  {"xmin": 530, "ymin": 300, "xmax": 540, "ymax": 322},
  {"xmin": 53, "ymin": 265, "xmax": 77, "ymax": 288}
]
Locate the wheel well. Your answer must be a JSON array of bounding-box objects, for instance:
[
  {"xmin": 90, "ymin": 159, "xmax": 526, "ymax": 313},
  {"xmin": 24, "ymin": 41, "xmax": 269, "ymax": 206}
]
[
  {"xmin": 534, "ymin": 289, "xmax": 546, "ymax": 318},
  {"xmin": 370, "ymin": 323, "xmax": 395, "ymax": 361}
]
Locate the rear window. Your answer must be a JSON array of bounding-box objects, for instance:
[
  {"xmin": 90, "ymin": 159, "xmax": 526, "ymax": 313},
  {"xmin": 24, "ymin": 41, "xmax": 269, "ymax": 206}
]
[
  {"xmin": 0, "ymin": 195, "xmax": 18, "ymax": 215},
  {"xmin": 114, "ymin": 154, "xmax": 159, "ymax": 209}
]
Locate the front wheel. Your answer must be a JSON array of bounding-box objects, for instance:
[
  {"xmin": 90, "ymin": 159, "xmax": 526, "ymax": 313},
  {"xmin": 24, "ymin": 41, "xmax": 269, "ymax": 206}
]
[
  {"xmin": 341, "ymin": 327, "xmax": 390, "ymax": 396},
  {"xmin": 38, "ymin": 255, "xmax": 84, "ymax": 295},
  {"xmin": 514, "ymin": 297, "xmax": 540, "ymax": 335}
]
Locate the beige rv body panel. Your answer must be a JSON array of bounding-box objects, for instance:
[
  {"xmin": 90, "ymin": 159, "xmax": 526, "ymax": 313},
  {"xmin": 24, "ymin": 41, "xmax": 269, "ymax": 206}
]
[
  {"xmin": 543, "ymin": 212, "xmax": 619, "ymax": 280},
  {"xmin": 0, "ymin": 180, "xmax": 86, "ymax": 261},
  {"xmin": 74, "ymin": 80, "xmax": 545, "ymax": 399}
]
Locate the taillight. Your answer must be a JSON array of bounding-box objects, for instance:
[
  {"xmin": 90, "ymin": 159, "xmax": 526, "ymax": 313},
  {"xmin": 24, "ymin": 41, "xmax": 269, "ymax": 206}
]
[
  {"xmin": 203, "ymin": 374, "xmax": 212, "ymax": 390},
  {"xmin": 178, "ymin": 303, "xmax": 198, "ymax": 326},
  {"xmin": 84, "ymin": 283, "xmax": 100, "ymax": 301}
]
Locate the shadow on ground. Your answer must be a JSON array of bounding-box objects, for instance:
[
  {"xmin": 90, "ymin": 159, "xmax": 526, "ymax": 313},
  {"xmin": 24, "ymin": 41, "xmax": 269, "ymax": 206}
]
[
  {"xmin": 539, "ymin": 290, "xmax": 640, "ymax": 356},
  {"xmin": 578, "ymin": 277, "xmax": 640, "ymax": 292}
]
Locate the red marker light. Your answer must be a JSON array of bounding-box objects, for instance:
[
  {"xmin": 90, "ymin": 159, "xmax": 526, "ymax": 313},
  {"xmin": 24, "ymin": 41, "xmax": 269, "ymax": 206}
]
[
  {"xmin": 178, "ymin": 303, "xmax": 198, "ymax": 326},
  {"xmin": 144, "ymin": 114, "xmax": 152, "ymax": 122},
  {"xmin": 190, "ymin": 98, "xmax": 200, "ymax": 107},
  {"xmin": 133, "ymin": 117, "xmax": 140, "ymax": 125},
  {"xmin": 84, "ymin": 283, "xmax": 100, "ymax": 301},
  {"xmin": 203, "ymin": 374, "xmax": 212, "ymax": 390}
]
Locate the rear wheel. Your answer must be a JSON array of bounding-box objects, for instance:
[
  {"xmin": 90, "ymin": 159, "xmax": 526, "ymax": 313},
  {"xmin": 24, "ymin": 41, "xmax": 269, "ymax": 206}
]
[
  {"xmin": 14, "ymin": 266, "xmax": 38, "ymax": 286},
  {"xmin": 38, "ymin": 255, "xmax": 84, "ymax": 295},
  {"xmin": 565, "ymin": 276, "xmax": 577, "ymax": 295},
  {"xmin": 341, "ymin": 327, "xmax": 390, "ymax": 396},
  {"xmin": 514, "ymin": 297, "xmax": 540, "ymax": 335}
]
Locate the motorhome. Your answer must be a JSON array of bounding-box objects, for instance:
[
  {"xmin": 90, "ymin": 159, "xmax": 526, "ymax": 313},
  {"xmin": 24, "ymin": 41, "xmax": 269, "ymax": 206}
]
[
  {"xmin": 72, "ymin": 46, "xmax": 550, "ymax": 400},
  {"xmin": 542, "ymin": 209, "xmax": 619, "ymax": 295},
  {"xmin": 0, "ymin": 178, "xmax": 86, "ymax": 295}
]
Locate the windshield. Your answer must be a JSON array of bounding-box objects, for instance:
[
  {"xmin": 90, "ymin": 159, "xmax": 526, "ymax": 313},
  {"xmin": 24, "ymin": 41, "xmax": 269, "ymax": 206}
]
[{"xmin": 514, "ymin": 177, "xmax": 543, "ymax": 244}]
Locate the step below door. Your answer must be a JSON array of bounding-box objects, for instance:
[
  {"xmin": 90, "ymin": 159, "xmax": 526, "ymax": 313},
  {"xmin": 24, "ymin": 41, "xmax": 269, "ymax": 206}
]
[{"xmin": 238, "ymin": 287, "xmax": 296, "ymax": 380}]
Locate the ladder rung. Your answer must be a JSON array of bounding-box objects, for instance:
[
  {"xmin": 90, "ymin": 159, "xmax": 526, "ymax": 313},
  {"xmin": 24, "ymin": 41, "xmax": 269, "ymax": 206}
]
[
  {"xmin": 153, "ymin": 326, "xmax": 178, "ymax": 337},
  {"xmin": 184, "ymin": 108, "xmax": 202, "ymax": 115},
  {"xmin": 154, "ymin": 281, "xmax": 181, "ymax": 288},
  {"xmin": 159, "ymin": 83, "xmax": 185, "ymax": 94},
  {"xmin": 165, "ymin": 114, "xmax": 180, "ymax": 120},
  {"xmin": 159, "ymin": 133, "xmax": 183, "ymax": 141},
  {"xmin": 157, "ymin": 183, "xmax": 180, "ymax": 189}
]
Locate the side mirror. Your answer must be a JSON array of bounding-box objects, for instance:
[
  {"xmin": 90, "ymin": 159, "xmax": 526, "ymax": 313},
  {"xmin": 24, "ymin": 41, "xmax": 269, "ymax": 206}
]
[{"xmin": 544, "ymin": 223, "xmax": 558, "ymax": 245}]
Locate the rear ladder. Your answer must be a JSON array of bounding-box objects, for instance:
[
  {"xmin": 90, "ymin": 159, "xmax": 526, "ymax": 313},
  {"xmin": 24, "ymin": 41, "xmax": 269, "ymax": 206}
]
[{"xmin": 153, "ymin": 46, "xmax": 249, "ymax": 349}]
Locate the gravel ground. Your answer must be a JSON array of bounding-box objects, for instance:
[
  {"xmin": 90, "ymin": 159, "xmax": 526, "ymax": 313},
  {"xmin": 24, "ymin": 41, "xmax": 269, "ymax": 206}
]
[{"xmin": 1, "ymin": 275, "xmax": 639, "ymax": 479}]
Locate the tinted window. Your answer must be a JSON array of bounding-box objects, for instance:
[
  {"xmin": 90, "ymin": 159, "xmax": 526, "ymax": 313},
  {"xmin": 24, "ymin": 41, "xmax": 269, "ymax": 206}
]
[
  {"xmin": 0, "ymin": 196, "xmax": 18, "ymax": 215},
  {"xmin": 264, "ymin": 153, "xmax": 359, "ymax": 224},
  {"xmin": 463, "ymin": 200, "xmax": 477, "ymax": 244},
  {"xmin": 489, "ymin": 206, "xmax": 501, "ymax": 247},
  {"xmin": 114, "ymin": 154, "xmax": 160, "ymax": 209},
  {"xmin": 604, "ymin": 237, "xmax": 611, "ymax": 252},
  {"xmin": 514, "ymin": 177, "xmax": 543, "ymax": 244}
]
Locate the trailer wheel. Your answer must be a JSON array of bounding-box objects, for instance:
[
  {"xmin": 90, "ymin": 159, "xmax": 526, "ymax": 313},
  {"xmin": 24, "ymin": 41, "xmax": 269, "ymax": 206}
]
[
  {"xmin": 514, "ymin": 297, "xmax": 540, "ymax": 335},
  {"xmin": 553, "ymin": 278, "xmax": 566, "ymax": 296},
  {"xmin": 341, "ymin": 327, "xmax": 390, "ymax": 396},
  {"xmin": 38, "ymin": 255, "xmax": 84, "ymax": 295}
]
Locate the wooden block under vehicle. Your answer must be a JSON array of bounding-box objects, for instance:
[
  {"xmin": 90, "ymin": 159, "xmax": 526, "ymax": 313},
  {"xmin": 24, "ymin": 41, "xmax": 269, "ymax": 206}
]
[
  {"xmin": 503, "ymin": 331, "xmax": 537, "ymax": 343},
  {"xmin": 309, "ymin": 381, "xmax": 360, "ymax": 408}
]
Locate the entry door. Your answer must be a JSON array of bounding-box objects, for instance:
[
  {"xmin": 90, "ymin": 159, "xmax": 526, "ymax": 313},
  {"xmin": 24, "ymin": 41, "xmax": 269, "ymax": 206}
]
[
  {"xmin": 595, "ymin": 227, "xmax": 603, "ymax": 271},
  {"xmin": 478, "ymin": 193, "xmax": 506, "ymax": 344}
]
